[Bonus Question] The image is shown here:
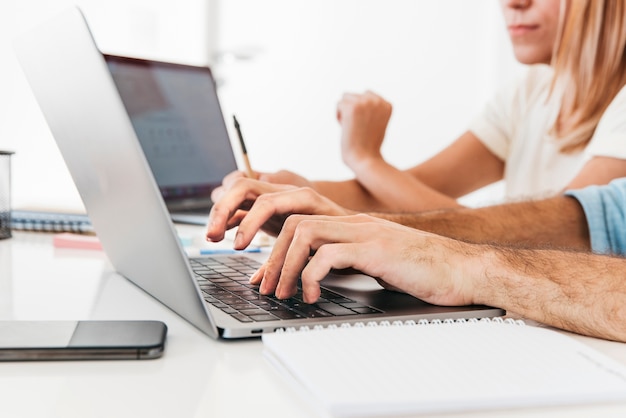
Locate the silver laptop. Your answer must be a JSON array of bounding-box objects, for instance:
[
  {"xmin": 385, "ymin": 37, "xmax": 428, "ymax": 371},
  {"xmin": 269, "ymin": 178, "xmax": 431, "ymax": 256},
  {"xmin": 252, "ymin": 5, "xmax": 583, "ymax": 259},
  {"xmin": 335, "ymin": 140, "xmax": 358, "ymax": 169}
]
[
  {"xmin": 14, "ymin": 6, "xmax": 503, "ymax": 339},
  {"xmin": 104, "ymin": 54, "xmax": 238, "ymax": 225}
]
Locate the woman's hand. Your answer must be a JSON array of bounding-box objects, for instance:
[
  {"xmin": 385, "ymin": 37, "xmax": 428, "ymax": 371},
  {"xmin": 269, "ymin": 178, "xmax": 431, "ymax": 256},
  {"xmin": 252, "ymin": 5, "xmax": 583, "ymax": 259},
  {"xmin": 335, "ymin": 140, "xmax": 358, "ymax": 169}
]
[
  {"xmin": 257, "ymin": 170, "xmax": 314, "ymax": 188},
  {"xmin": 206, "ymin": 178, "xmax": 353, "ymax": 249},
  {"xmin": 211, "ymin": 169, "xmax": 314, "ymax": 204},
  {"xmin": 336, "ymin": 91, "xmax": 393, "ymax": 170}
]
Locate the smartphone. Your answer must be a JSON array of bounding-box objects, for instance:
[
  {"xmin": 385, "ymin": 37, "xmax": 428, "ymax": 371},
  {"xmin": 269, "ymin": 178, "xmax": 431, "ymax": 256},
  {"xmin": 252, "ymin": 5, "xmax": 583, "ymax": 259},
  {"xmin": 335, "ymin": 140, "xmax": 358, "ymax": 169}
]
[{"xmin": 0, "ymin": 320, "xmax": 167, "ymax": 361}]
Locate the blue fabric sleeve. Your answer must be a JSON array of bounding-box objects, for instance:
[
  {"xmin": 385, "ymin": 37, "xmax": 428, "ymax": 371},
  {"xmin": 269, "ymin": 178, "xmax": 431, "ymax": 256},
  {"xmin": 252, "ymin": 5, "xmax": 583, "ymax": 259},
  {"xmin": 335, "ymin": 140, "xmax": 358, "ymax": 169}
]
[{"xmin": 565, "ymin": 178, "xmax": 626, "ymax": 255}]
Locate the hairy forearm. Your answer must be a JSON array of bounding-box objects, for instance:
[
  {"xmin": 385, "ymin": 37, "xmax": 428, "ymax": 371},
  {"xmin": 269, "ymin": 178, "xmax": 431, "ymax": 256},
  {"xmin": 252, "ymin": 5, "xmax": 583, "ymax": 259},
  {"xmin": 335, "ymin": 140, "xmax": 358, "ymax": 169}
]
[
  {"xmin": 471, "ymin": 246, "xmax": 626, "ymax": 342},
  {"xmin": 375, "ymin": 195, "xmax": 591, "ymax": 251}
]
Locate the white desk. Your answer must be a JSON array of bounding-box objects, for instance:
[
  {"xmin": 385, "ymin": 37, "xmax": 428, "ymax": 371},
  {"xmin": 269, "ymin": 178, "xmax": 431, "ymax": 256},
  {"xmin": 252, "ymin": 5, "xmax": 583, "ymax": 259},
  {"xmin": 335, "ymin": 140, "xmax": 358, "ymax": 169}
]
[{"xmin": 2, "ymin": 230, "xmax": 626, "ymax": 418}]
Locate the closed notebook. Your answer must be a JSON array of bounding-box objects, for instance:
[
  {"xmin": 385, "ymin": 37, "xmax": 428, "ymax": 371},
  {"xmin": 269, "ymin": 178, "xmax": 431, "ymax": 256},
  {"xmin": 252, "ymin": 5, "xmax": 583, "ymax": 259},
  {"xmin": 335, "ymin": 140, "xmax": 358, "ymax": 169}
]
[
  {"xmin": 262, "ymin": 318, "xmax": 626, "ymax": 418},
  {"xmin": 11, "ymin": 209, "xmax": 93, "ymax": 233}
]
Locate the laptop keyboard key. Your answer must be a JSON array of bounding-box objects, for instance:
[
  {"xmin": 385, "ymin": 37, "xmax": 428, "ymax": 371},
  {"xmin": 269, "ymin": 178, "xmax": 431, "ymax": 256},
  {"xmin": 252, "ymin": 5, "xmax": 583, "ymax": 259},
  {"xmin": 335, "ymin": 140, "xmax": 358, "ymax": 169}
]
[
  {"xmin": 270, "ymin": 310, "xmax": 305, "ymax": 319},
  {"xmin": 231, "ymin": 314, "xmax": 253, "ymax": 323},
  {"xmin": 316, "ymin": 303, "xmax": 359, "ymax": 316},
  {"xmin": 247, "ymin": 314, "xmax": 278, "ymax": 322},
  {"xmin": 239, "ymin": 308, "xmax": 269, "ymax": 316}
]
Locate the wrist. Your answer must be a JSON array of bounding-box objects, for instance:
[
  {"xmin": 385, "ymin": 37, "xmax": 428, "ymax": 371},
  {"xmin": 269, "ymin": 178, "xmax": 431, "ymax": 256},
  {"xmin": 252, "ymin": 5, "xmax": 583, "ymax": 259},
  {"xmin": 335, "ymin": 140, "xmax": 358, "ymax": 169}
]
[
  {"xmin": 419, "ymin": 238, "xmax": 488, "ymax": 307},
  {"xmin": 344, "ymin": 153, "xmax": 385, "ymax": 176},
  {"xmin": 453, "ymin": 243, "xmax": 499, "ymax": 307},
  {"xmin": 309, "ymin": 180, "xmax": 322, "ymax": 192}
]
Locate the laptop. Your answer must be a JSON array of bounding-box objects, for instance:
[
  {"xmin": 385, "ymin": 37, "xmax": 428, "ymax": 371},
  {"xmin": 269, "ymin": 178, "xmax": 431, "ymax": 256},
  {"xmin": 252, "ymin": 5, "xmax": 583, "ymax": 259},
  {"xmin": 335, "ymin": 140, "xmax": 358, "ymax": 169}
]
[
  {"xmin": 14, "ymin": 6, "xmax": 503, "ymax": 339},
  {"xmin": 103, "ymin": 54, "xmax": 238, "ymax": 225}
]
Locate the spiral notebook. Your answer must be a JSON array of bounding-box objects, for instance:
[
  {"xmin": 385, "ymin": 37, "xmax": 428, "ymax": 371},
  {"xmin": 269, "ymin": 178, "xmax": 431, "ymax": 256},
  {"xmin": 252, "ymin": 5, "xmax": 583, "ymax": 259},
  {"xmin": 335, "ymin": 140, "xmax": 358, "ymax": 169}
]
[
  {"xmin": 262, "ymin": 318, "xmax": 626, "ymax": 417},
  {"xmin": 10, "ymin": 209, "xmax": 93, "ymax": 233}
]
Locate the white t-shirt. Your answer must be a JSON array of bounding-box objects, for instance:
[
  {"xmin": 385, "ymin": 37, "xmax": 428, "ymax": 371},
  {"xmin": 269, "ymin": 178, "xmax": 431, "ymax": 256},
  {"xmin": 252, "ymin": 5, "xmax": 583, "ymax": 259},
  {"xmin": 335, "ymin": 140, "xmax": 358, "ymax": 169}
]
[{"xmin": 469, "ymin": 64, "xmax": 626, "ymax": 201}]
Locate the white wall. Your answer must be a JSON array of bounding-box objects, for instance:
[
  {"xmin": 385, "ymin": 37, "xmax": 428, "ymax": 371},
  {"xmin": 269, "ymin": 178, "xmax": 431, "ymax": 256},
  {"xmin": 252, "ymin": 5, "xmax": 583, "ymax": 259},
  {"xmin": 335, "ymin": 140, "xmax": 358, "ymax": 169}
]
[{"xmin": 0, "ymin": 0, "xmax": 523, "ymax": 211}]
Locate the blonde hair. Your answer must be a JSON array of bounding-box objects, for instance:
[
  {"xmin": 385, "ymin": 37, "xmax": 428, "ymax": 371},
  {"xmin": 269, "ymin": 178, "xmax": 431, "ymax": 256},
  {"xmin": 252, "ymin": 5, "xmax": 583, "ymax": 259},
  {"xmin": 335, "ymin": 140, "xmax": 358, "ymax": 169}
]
[{"xmin": 550, "ymin": 0, "xmax": 626, "ymax": 153}]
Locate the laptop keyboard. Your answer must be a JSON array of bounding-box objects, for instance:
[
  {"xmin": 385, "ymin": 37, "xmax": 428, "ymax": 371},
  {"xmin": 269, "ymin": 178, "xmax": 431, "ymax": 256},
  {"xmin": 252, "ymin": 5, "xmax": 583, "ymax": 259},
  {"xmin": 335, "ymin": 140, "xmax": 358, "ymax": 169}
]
[{"xmin": 190, "ymin": 256, "xmax": 383, "ymax": 323}]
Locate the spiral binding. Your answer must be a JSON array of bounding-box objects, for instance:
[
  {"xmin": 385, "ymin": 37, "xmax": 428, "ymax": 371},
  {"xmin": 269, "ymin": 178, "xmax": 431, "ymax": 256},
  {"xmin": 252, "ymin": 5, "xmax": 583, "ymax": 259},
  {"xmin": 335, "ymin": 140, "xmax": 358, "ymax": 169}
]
[{"xmin": 276, "ymin": 316, "xmax": 525, "ymax": 334}]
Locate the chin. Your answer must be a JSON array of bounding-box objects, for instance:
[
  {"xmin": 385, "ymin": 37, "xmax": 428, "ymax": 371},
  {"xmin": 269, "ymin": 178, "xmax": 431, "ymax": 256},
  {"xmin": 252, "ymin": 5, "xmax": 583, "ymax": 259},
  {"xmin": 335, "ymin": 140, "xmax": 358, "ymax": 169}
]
[{"xmin": 512, "ymin": 49, "xmax": 552, "ymax": 66}]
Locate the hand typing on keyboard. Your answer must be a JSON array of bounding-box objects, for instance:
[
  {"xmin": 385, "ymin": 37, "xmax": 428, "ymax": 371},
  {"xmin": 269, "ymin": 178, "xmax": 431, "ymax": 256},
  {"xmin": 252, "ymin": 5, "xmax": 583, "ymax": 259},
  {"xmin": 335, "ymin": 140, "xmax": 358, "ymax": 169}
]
[
  {"xmin": 252, "ymin": 214, "xmax": 474, "ymax": 306},
  {"xmin": 191, "ymin": 256, "xmax": 381, "ymax": 323}
]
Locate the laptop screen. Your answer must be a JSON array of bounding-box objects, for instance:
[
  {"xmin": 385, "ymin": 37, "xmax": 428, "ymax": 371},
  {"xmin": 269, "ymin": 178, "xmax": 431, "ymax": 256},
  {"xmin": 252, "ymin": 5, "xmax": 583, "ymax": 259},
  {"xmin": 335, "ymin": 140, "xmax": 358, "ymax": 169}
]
[{"xmin": 104, "ymin": 55, "xmax": 237, "ymax": 211}]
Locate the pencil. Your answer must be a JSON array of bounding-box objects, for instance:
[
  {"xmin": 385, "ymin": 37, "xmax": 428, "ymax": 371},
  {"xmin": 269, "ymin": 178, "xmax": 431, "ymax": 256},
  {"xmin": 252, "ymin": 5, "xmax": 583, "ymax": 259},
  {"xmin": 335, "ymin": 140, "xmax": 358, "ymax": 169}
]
[{"xmin": 233, "ymin": 115, "xmax": 254, "ymax": 178}]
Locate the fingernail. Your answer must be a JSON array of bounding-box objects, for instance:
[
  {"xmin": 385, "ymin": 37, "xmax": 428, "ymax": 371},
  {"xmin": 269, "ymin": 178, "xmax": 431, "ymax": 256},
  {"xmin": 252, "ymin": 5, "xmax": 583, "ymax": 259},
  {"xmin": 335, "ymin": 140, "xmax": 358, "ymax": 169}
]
[
  {"xmin": 234, "ymin": 232, "xmax": 244, "ymax": 248},
  {"xmin": 249, "ymin": 270, "xmax": 257, "ymax": 284},
  {"xmin": 206, "ymin": 218, "xmax": 215, "ymax": 233},
  {"xmin": 259, "ymin": 273, "xmax": 268, "ymax": 294}
]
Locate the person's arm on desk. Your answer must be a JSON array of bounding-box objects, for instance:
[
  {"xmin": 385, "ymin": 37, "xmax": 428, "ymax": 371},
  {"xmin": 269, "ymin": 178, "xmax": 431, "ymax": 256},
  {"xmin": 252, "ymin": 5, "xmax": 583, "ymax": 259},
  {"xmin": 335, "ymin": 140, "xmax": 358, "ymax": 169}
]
[
  {"xmin": 206, "ymin": 175, "xmax": 589, "ymax": 251},
  {"xmin": 251, "ymin": 212, "xmax": 626, "ymax": 342},
  {"xmin": 236, "ymin": 93, "xmax": 503, "ymax": 214},
  {"xmin": 243, "ymin": 179, "xmax": 626, "ymax": 341},
  {"xmin": 375, "ymin": 194, "xmax": 591, "ymax": 251}
]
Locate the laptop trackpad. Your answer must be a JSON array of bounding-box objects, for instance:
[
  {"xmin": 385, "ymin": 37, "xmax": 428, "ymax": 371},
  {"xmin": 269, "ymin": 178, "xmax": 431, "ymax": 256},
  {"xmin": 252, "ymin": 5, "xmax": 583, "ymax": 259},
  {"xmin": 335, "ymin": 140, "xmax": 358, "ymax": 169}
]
[{"xmin": 320, "ymin": 271, "xmax": 433, "ymax": 312}]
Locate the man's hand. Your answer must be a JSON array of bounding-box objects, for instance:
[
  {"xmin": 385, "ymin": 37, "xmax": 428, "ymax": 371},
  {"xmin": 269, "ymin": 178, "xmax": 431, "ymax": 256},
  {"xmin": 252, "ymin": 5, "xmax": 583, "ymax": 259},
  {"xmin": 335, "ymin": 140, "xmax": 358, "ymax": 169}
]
[{"xmin": 251, "ymin": 214, "xmax": 478, "ymax": 306}]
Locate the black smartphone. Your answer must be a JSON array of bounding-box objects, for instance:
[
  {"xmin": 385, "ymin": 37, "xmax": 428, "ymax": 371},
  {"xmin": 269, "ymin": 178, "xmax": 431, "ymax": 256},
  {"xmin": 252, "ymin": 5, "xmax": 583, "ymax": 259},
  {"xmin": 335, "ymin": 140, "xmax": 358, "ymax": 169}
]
[{"xmin": 0, "ymin": 320, "xmax": 167, "ymax": 361}]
